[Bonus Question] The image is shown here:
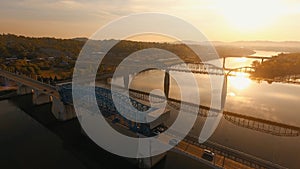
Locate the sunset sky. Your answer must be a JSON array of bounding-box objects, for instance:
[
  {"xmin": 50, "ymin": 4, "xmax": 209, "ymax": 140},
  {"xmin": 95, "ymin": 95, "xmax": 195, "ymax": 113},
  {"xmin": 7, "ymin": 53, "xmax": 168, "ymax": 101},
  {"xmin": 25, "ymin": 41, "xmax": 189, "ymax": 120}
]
[{"xmin": 1, "ymin": 0, "xmax": 300, "ymax": 41}]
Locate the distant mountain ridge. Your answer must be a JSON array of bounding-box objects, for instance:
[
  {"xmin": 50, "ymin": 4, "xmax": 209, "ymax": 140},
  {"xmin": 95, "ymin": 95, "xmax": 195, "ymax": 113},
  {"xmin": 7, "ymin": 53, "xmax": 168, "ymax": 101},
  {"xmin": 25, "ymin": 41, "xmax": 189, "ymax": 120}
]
[
  {"xmin": 0, "ymin": 34, "xmax": 255, "ymax": 61},
  {"xmin": 211, "ymin": 41, "xmax": 300, "ymax": 52},
  {"xmin": 174, "ymin": 40, "xmax": 300, "ymax": 52}
]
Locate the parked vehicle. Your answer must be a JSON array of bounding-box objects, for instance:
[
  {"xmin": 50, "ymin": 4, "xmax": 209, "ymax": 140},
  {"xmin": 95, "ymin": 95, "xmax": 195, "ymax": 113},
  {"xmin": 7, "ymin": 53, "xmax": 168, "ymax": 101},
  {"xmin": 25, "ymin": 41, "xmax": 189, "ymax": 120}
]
[{"xmin": 201, "ymin": 149, "xmax": 215, "ymax": 162}]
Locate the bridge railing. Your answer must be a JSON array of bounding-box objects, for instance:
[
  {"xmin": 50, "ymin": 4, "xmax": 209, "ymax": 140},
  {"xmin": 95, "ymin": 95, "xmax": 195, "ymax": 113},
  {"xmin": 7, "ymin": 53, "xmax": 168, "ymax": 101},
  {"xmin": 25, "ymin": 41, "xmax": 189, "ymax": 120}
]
[
  {"xmin": 184, "ymin": 135, "xmax": 288, "ymax": 169},
  {"xmin": 164, "ymin": 127, "xmax": 287, "ymax": 169},
  {"xmin": 224, "ymin": 111, "xmax": 300, "ymax": 137},
  {"xmin": 0, "ymin": 70, "xmax": 57, "ymax": 91},
  {"xmin": 168, "ymin": 62, "xmax": 225, "ymax": 75}
]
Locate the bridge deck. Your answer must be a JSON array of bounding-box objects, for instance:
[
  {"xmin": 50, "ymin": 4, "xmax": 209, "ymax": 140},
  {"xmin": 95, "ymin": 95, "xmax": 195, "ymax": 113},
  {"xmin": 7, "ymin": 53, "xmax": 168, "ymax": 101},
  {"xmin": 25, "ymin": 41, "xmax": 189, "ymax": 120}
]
[{"xmin": 0, "ymin": 70, "xmax": 59, "ymax": 97}]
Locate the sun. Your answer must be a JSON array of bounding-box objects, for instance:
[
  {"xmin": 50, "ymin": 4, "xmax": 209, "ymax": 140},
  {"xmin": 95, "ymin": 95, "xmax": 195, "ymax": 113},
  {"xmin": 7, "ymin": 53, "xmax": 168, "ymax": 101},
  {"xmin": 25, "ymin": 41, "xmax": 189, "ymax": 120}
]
[{"xmin": 216, "ymin": 0, "xmax": 283, "ymax": 31}]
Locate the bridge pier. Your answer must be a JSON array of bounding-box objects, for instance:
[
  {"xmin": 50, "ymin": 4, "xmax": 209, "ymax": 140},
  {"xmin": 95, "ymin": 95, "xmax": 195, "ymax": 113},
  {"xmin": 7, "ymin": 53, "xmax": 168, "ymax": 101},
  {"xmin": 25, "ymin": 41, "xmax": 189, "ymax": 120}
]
[
  {"xmin": 137, "ymin": 155, "xmax": 167, "ymax": 169},
  {"xmin": 164, "ymin": 70, "xmax": 170, "ymax": 99},
  {"xmin": 51, "ymin": 97, "xmax": 77, "ymax": 121},
  {"xmin": 121, "ymin": 73, "xmax": 135, "ymax": 89},
  {"xmin": 17, "ymin": 84, "xmax": 33, "ymax": 95},
  {"xmin": 32, "ymin": 89, "xmax": 52, "ymax": 105},
  {"xmin": 124, "ymin": 73, "xmax": 129, "ymax": 89}
]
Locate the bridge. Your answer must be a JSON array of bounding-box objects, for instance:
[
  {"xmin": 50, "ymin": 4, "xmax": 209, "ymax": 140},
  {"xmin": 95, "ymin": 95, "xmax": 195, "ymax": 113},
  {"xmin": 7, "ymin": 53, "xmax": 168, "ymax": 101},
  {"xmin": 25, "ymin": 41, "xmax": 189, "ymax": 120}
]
[
  {"xmin": 0, "ymin": 60, "xmax": 299, "ymax": 135},
  {"xmin": 222, "ymin": 55, "xmax": 271, "ymax": 69},
  {"xmin": 0, "ymin": 67, "xmax": 296, "ymax": 169},
  {"xmin": 0, "ymin": 70, "xmax": 76, "ymax": 121},
  {"xmin": 1, "ymin": 65, "xmax": 299, "ymax": 137},
  {"xmin": 225, "ymin": 56, "xmax": 271, "ymax": 60},
  {"xmin": 59, "ymin": 83, "xmax": 291, "ymax": 169}
]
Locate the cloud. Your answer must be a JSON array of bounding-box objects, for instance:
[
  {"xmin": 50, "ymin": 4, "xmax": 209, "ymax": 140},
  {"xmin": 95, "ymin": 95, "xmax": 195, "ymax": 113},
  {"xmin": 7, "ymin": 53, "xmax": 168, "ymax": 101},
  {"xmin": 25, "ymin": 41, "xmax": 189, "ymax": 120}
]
[{"xmin": 1, "ymin": 0, "xmax": 300, "ymax": 40}]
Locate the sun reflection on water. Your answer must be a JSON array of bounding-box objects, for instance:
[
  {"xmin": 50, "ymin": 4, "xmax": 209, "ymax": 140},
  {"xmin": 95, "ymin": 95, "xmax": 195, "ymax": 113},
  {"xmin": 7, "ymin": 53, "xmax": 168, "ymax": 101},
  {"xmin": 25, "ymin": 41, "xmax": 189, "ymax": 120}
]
[
  {"xmin": 234, "ymin": 57, "xmax": 247, "ymax": 63},
  {"xmin": 228, "ymin": 73, "xmax": 251, "ymax": 90}
]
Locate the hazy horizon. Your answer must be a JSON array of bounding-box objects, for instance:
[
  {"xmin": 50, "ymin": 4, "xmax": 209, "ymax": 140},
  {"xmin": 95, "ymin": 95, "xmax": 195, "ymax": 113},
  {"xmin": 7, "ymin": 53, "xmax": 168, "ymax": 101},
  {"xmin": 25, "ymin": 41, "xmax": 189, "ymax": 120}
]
[
  {"xmin": 1, "ymin": 0, "xmax": 300, "ymax": 42},
  {"xmin": 3, "ymin": 33, "xmax": 300, "ymax": 44}
]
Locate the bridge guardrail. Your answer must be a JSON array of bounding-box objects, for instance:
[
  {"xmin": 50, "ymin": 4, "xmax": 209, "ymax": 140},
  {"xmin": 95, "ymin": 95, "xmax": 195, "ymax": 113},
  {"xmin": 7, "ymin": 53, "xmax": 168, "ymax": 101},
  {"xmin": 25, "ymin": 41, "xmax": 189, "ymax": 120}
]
[
  {"xmin": 165, "ymin": 128, "xmax": 287, "ymax": 169},
  {"xmin": 0, "ymin": 70, "xmax": 57, "ymax": 91}
]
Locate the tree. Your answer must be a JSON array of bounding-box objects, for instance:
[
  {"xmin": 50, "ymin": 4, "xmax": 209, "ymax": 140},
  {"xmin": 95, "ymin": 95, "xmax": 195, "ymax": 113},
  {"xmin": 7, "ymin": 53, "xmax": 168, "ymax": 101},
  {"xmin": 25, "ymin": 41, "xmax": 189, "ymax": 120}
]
[{"xmin": 251, "ymin": 60, "xmax": 261, "ymax": 68}]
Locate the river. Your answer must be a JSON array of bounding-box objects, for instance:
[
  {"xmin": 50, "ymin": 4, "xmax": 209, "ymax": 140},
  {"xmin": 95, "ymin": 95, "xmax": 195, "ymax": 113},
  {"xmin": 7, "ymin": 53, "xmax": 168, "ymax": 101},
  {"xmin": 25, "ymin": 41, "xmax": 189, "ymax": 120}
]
[
  {"xmin": 1, "ymin": 50, "xmax": 298, "ymax": 169},
  {"xmin": 222, "ymin": 50, "xmax": 284, "ymax": 68},
  {"xmin": 128, "ymin": 50, "xmax": 300, "ymax": 169},
  {"xmin": 0, "ymin": 99, "xmax": 86, "ymax": 169}
]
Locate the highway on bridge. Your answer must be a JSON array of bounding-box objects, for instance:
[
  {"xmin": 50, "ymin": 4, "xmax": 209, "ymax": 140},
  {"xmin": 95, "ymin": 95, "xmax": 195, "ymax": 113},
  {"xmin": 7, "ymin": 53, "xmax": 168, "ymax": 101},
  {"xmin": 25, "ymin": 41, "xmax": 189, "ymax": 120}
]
[{"xmin": 0, "ymin": 70, "xmax": 59, "ymax": 98}]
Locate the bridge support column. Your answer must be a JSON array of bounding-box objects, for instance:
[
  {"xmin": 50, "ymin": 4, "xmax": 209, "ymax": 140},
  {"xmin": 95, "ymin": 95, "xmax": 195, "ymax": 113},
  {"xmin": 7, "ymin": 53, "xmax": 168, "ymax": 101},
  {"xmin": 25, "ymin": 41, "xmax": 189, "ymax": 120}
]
[
  {"xmin": 164, "ymin": 70, "xmax": 170, "ymax": 99},
  {"xmin": 221, "ymin": 76, "xmax": 228, "ymax": 108},
  {"xmin": 137, "ymin": 154, "xmax": 167, "ymax": 169},
  {"xmin": 17, "ymin": 84, "xmax": 33, "ymax": 95},
  {"xmin": 51, "ymin": 97, "xmax": 77, "ymax": 121},
  {"xmin": 124, "ymin": 73, "xmax": 129, "ymax": 89},
  {"xmin": 32, "ymin": 89, "xmax": 52, "ymax": 105}
]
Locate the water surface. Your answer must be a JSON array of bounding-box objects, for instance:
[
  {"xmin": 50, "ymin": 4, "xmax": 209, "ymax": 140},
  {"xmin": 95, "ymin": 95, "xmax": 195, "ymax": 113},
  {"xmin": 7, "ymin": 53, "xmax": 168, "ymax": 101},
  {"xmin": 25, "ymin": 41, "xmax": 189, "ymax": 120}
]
[{"xmin": 128, "ymin": 50, "xmax": 300, "ymax": 168}]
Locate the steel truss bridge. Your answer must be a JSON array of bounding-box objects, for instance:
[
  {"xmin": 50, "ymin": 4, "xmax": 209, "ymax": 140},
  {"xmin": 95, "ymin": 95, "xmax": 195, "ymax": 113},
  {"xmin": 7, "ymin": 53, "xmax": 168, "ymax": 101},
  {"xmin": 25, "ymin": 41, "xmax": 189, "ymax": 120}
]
[{"xmin": 59, "ymin": 84, "xmax": 159, "ymax": 136}]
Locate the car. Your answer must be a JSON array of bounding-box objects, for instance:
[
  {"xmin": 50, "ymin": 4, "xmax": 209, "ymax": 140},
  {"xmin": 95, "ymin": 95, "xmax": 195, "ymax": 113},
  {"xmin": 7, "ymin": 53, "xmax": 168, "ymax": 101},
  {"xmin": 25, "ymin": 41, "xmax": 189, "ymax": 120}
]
[
  {"xmin": 152, "ymin": 130, "xmax": 160, "ymax": 135},
  {"xmin": 157, "ymin": 126, "xmax": 165, "ymax": 132},
  {"xmin": 202, "ymin": 149, "xmax": 215, "ymax": 162},
  {"xmin": 169, "ymin": 138, "xmax": 178, "ymax": 146}
]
